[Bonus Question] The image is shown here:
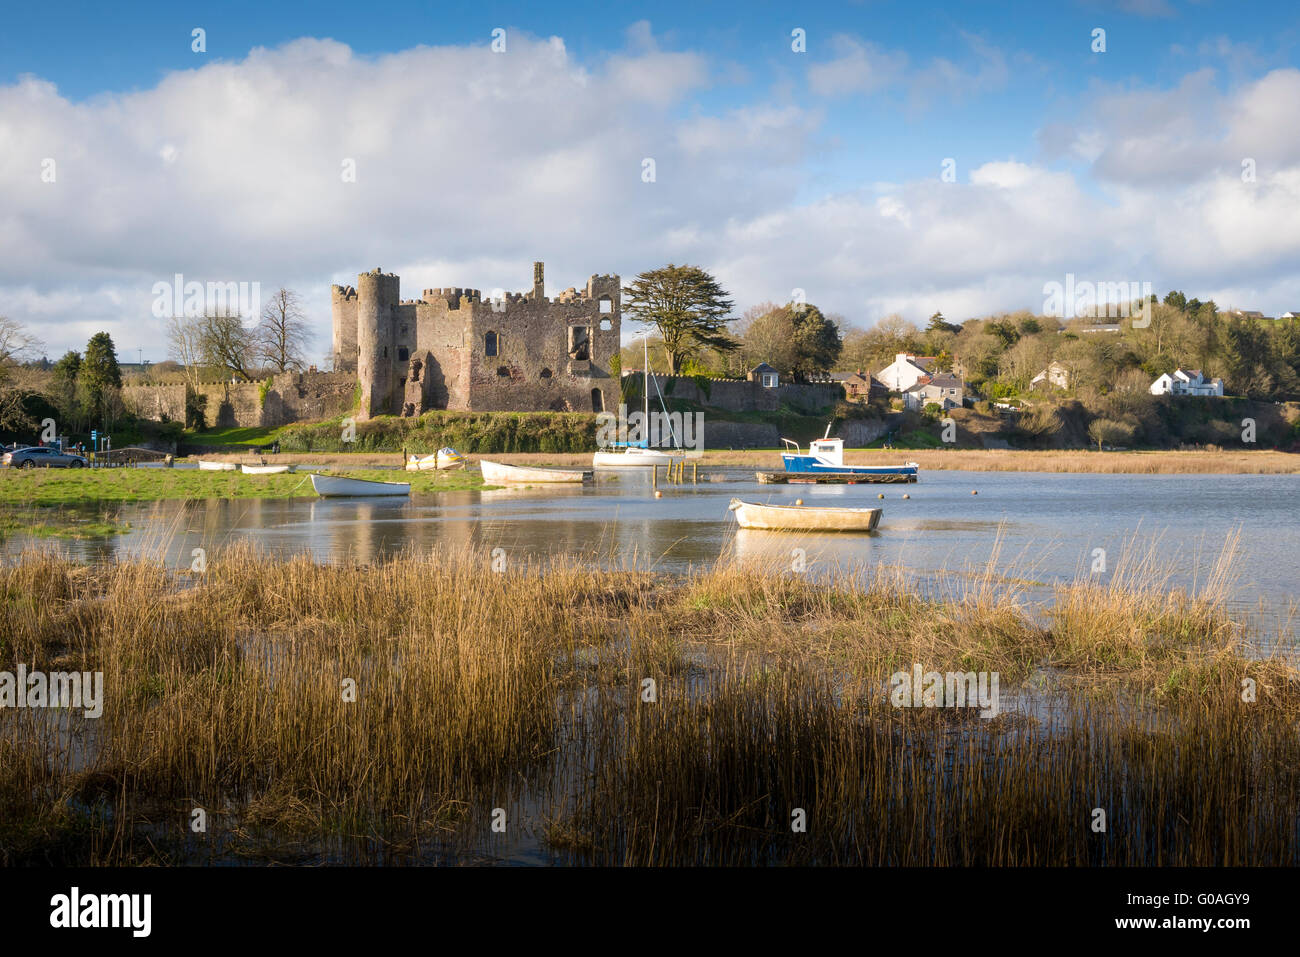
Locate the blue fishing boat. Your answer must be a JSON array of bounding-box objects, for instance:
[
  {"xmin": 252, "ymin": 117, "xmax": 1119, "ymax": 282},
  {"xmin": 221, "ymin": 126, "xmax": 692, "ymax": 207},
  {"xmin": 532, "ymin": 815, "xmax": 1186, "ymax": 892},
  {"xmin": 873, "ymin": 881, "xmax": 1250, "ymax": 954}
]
[{"xmin": 780, "ymin": 436, "xmax": 918, "ymax": 479}]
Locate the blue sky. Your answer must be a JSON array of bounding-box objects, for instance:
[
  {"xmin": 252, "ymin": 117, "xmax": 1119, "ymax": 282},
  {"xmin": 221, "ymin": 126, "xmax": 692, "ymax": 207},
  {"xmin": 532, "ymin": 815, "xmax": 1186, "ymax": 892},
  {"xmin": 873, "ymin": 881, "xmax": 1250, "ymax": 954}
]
[{"xmin": 2, "ymin": 0, "xmax": 1299, "ymax": 360}]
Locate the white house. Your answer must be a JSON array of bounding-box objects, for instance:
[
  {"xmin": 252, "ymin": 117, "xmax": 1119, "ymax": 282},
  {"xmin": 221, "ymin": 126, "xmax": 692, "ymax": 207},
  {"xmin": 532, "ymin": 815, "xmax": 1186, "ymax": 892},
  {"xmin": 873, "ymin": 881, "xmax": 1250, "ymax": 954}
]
[
  {"xmin": 1280, "ymin": 311, "xmax": 1300, "ymax": 320},
  {"xmin": 903, "ymin": 373, "xmax": 964, "ymax": 411},
  {"xmin": 1149, "ymin": 368, "xmax": 1224, "ymax": 397},
  {"xmin": 1030, "ymin": 361, "xmax": 1071, "ymax": 391},
  {"xmin": 877, "ymin": 353, "xmax": 936, "ymax": 392}
]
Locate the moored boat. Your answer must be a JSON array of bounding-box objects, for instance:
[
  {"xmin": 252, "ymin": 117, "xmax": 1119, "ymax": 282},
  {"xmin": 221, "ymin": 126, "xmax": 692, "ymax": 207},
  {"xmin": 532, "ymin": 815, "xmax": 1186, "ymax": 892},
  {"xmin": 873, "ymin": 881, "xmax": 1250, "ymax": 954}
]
[
  {"xmin": 480, "ymin": 459, "xmax": 592, "ymax": 484},
  {"xmin": 310, "ymin": 473, "xmax": 410, "ymax": 497},
  {"xmin": 728, "ymin": 497, "xmax": 882, "ymax": 532},
  {"xmin": 241, "ymin": 464, "xmax": 295, "ymax": 475},
  {"xmin": 592, "ymin": 445, "xmax": 682, "ymax": 468},
  {"xmin": 781, "ymin": 436, "xmax": 917, "ymax": 479},
  {"xmin": 406, "ymin": 448, "xmax": 465, "ymax": 471},
  {"xmin": 197, "ymin": 460, "xmax": 237, "ymax": 472}
]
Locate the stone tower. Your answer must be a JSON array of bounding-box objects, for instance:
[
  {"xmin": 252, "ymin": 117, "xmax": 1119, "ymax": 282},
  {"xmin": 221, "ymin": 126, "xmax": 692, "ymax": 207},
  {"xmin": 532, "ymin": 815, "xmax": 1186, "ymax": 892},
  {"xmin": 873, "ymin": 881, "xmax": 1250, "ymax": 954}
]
[{"xmin": 355, "ymin": 268, "xmax": 400, "ymax": 418}]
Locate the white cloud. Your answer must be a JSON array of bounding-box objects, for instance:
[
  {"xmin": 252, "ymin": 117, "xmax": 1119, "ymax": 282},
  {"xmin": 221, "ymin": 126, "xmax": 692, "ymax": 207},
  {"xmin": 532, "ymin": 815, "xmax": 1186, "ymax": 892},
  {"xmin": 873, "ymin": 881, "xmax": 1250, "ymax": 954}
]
[{"xmin": 1, "ymin": 34, "xmax": 1299, "ymax": 360}]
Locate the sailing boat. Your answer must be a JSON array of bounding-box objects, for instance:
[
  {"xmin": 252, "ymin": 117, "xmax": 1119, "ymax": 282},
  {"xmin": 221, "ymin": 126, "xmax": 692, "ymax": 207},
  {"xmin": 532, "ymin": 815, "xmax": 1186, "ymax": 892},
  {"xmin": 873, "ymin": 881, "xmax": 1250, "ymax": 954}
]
[{"xmin": 592, "ymin": 335, "xmax": 684, "ymax": 468}]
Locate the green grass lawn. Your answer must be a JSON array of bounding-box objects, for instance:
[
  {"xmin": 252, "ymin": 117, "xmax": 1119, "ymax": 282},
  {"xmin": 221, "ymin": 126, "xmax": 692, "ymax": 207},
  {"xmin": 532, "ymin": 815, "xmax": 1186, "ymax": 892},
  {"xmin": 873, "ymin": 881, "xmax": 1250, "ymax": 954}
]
[
  {"xmin": 183, "ymin": 425, "xmax": 289, "ymax": 448},
  {"xmin": 0, "ymin": 467, "xmax": 490, "ymax": 507}
]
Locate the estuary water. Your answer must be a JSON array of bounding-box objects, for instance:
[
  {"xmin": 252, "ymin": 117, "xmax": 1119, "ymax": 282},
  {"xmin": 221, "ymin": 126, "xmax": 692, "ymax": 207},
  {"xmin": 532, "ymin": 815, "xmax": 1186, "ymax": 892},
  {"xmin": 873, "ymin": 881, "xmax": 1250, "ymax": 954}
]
[{"xmin": 10, "ymin": 467, "xmax": 1299, "ymax": 631}]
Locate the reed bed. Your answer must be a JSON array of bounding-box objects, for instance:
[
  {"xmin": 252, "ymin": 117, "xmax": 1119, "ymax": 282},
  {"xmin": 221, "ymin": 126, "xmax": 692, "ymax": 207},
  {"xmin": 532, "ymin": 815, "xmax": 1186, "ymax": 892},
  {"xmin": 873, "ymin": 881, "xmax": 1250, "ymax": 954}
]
[{"xmin": 1, "ymin": 541, "xmax": 1296, "ymax": 866}]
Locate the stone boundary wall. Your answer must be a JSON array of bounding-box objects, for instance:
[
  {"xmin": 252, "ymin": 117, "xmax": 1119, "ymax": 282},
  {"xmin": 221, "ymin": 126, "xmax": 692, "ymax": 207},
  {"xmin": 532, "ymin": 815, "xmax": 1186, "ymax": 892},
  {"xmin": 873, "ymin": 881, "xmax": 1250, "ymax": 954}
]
[
  {"xmin": 641, "ymin": 374, "xmax": 844, "ymax": 413},
  {"xmin": 123, "ymin": 371, "xmax": 356, "ymax": 430}
]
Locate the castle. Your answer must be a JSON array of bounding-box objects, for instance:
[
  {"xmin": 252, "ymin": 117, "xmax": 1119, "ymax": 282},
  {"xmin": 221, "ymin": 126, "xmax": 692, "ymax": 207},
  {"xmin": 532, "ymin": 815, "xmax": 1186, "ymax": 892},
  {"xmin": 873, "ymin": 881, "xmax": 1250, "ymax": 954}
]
[{"xmin": 331, "ymin": 262, "xmax": 621, "ymax": 419}]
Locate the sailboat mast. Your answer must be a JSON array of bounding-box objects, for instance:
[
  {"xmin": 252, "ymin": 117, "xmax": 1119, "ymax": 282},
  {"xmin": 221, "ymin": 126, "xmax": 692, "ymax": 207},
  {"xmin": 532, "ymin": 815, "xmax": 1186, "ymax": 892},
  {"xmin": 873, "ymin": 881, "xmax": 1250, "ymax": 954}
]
[{"xmin": 643, "ymin": 335, "xmax": 649, "ymax": 422}]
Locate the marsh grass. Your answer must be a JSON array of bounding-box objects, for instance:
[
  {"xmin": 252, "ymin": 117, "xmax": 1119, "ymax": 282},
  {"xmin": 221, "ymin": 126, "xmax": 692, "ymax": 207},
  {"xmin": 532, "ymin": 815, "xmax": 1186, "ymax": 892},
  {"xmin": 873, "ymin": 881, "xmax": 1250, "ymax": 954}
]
[{"xmin": 1, "ymin": 538, "xmax": 1296, "ymax": 866}]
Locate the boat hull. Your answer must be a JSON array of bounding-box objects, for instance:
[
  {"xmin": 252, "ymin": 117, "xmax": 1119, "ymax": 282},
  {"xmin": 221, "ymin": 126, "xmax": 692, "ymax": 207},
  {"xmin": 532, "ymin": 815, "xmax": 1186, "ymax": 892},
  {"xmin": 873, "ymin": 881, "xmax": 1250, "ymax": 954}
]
[
  {"xmin": 480, "ymin": 459, "xmax": 591, "ymax": 484},
  {"xmin": 781, "ymin": 454, "xmax": 918, "ymax": 477},
  {"xmin": 593, "ymin": 449, "xmax": 683, "ymax": 468},
  {"xmin": 311, "ymin": 473, "xmax": 410, "ymax": 497},
  {"xmin": 729, "ymin": 497, "xmax": 881, "ymax": 532},
  {"xmin": 241, "ymin": 464, "xmax": 295, "ymax": 475},
  {"xmin": 198, "ymin": 460, "xmax": 236, "ymax": 472}
]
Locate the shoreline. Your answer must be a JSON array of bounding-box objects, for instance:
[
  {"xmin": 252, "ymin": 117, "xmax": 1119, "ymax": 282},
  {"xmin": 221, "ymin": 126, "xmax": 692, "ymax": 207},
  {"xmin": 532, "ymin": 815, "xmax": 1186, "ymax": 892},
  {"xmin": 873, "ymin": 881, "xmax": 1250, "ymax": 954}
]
[{"xmin": 188, "ymin": 447, "xmax": 1300, "ymax": 474}]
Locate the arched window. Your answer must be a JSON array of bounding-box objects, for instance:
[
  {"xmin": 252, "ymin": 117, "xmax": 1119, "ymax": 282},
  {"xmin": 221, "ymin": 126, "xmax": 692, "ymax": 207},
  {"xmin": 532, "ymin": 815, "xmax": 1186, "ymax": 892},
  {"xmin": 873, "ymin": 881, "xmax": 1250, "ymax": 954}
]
[{"xmin": 484, "ymin": 331, "xmax": 499, "ymax": 356}]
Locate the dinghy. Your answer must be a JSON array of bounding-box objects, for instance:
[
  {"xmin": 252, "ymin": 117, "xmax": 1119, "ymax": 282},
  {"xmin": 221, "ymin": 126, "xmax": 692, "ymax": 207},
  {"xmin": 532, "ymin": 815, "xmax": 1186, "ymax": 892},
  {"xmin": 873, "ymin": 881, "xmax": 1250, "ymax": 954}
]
[
  {"xmin": 310, "ymin": 473, "xmax": 410, "ymax": 497},
  {"xmin": 405, "ymin": 448, "xmax": 465, "ymax": 471},
  {"xmin": 728, "ymin": 498, "xmax": 881, "ymax": 532},
  {"xmin": 480, "ymin": 459, "xmax": 592, "ymax": 484},
  {"xmin": 198, "ymin": 460, "xmax": 237, "ymax": 472},
  {"xmin": 241, "ymin": 464, "xmax": 295, "ymax": 475}
]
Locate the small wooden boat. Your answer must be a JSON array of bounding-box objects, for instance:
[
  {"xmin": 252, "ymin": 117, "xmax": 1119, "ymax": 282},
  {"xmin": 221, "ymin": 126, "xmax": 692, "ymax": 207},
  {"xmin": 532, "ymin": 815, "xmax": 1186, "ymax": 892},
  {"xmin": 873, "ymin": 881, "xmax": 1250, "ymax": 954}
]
[
  {"xmin": 405, "ymin": 448, "xmax": 465, "ymax": 472},
  {"xmin": 310, "ymin": 473, "xmax": 410, "ymax": 497},
  {"xmin": 728, "ymin": 498, "xmax": 881, "ymax": 532},
  {"xmin": 241, "ymin": 464, "xmax": 295, "ymax": 475},
  {"xmin": 198, "ymin": 460, "xmax": 237, "ymax": 472},
  {"xmin": 480, "ymin": 459, "xmax": 592, "ymax": 484}
]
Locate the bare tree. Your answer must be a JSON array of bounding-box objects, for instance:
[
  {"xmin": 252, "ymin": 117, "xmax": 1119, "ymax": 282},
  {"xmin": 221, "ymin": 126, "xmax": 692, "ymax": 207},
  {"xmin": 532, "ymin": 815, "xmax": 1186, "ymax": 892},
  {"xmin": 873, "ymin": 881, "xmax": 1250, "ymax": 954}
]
[
  {"xmin": 165, "ymin": 315, "xmax": 206, "ymax": 392},
  {"xmin": 0, "ymin": 316, "xmax": 42, "ymax": 431},
  {"xmin": 198, "ymin": 312, "xmax": 256, "ymax": 381},
  {"xmin": 256, "ymin": 288, "xmax": 311, "ymax": 373}
]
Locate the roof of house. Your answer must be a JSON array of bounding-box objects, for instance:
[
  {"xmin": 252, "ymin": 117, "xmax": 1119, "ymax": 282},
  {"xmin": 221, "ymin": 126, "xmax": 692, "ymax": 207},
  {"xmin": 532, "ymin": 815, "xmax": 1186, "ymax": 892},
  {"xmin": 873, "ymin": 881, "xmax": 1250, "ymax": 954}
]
[
  {"xmin": 749, "ymin": 362, "xmax": 778, "ymax": 375},
  {"xmin": 906, "ymin": 373, "xmax": 963, "ymax": 392}
]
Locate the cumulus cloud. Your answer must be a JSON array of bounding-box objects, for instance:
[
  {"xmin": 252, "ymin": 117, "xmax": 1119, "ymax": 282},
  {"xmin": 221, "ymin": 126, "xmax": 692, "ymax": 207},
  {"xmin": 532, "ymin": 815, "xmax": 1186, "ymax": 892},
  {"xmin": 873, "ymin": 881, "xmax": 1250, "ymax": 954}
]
[{"xmin": 1, "ymin": 30, "xmax": 1299, "ymax": 359}]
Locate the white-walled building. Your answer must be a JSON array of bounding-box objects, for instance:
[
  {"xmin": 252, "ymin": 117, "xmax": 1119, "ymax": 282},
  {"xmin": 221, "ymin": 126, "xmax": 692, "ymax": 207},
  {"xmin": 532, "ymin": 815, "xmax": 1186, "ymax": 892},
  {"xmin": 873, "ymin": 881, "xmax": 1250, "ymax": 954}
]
[
  {"xmin": 903, "ymin": 373, "xmax": 964, "ymax": 411},
  {"xmin": 1149, "ymin": 369, "xmax": 1224, "ymax": 397},
  {"xmin": 877, "ymin": 353, "xmax": 936, "ymax": 392}
]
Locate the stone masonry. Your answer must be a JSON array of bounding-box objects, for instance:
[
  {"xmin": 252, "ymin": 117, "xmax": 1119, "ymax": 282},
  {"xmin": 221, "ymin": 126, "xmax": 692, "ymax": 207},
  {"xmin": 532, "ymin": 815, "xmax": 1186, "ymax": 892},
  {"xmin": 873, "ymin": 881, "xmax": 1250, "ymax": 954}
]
[{"xmin": 332, "ymin": 262, "xmax": 621, "ymax": 420}]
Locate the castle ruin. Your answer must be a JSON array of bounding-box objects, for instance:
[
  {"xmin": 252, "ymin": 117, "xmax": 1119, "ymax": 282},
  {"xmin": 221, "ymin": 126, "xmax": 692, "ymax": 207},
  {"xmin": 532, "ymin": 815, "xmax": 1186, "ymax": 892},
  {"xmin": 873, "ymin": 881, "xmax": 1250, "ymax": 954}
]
[{"xmin": 331, "ymin": 262, "xmax": 621, "ymax": 419}]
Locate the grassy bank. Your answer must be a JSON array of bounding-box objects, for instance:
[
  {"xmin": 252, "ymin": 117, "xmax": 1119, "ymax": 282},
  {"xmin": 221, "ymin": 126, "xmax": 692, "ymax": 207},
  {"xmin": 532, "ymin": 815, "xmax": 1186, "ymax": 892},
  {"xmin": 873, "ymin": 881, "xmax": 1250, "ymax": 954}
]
[
  {"xmin": 271, "ymin": 410, "xmax": 597, "ymax": 454},
  {"xmin": 2, "ymin": 542, "xmax": 1295, "ymax": 866},
  {"xmin": 0, "ymin": 467, "xmax": 488, "ymax": 507}
]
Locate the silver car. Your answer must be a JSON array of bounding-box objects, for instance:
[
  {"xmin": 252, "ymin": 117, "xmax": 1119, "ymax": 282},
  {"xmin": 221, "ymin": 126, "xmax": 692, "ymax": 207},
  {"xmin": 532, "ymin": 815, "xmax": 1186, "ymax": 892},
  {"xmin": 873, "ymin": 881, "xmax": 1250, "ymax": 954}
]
[{"xmin": 3, "ymin": 446, "xmax": 90, "ymax": 469}]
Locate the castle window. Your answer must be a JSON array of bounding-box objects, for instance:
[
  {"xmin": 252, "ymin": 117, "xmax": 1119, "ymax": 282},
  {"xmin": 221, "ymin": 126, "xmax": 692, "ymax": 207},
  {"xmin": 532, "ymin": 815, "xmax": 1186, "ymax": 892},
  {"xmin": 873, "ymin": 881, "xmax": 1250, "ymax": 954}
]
[
  {"xmin": 567, "ymin": 325, "xmax": 590, "ymax": 361},
  {"xmin": 599, "ymin": 296, "xmax": 613, "ymax": 313},
  {"xmin": 591, "ymin": 388, "xmax": 604, "ymax": 413},
  {"xmin": 398, "ymin": 347, "xmax": 410, "ymax": 362},
  {"xmin": 383, "ymin": 347, "xmax": 388, "ymax": 358},
  {"xmin": 539, "ymin": 368, "xmax": 552, "ymax": 379},
  {"xmin": 497, "ymin": 366, "xmax": 510, "ymax": 377},
  {"xmin": 484, "ymin": 331, "xmax": 499, "ymax": 356},
  {"xmin": 599, "ymin": 318, "xmax": 613, "ymax": 332}
]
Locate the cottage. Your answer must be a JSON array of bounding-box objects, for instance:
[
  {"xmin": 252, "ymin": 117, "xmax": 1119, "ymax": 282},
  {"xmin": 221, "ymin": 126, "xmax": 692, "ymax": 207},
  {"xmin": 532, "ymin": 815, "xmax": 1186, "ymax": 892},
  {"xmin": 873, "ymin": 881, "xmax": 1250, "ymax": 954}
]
[
  {"xmin": 903, "ymin": 373, "xmax": 964, "ymax": 411},
  {"xmin": 1149, "ymin": 369, "xmax": 1224, "ymax": 397},
  {"xmin": 841, "ymin": 370, "xmax": 887, "ymax": 401},
  {"xmin": 1280, "ymin": 311, "xmax": 1300, "ymax": 320},
  {"xmin": 748, "ymin": 363, "xmax": 780, "ymax": 388},
  {"xmin": 877, "ymin": 353, "xmax": 936, "ymax": 392}
]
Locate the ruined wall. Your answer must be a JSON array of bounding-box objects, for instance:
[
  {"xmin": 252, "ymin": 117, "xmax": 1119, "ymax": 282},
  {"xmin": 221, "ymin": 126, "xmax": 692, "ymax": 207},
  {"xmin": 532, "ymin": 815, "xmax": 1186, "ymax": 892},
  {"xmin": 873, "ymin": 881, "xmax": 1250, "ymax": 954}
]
[
  {"xmin": 125, "ymin": 372, "xmax": 356, "ymax": 430},
  {"xmin": 330, "ymin": 284, "xmax": 358, "ymax": 372},
  {"xmin": 122, "ymin": 384, "xmax": 186, "ymax": 423},
  {"xmin": 644, "ymin": 375, "xmax": 844, "ymax": 413}
]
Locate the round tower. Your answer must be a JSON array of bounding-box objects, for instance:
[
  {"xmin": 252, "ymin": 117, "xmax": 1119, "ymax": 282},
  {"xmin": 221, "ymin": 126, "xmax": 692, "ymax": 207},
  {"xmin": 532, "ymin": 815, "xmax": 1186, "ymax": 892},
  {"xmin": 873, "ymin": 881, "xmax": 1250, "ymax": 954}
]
[
  {"xmin": 355, "ymin": 268, "xmax": 400, "ymax": 419},
  {"xmin": 330, "ymin": 284, "xmax": 359, "ymax": 372}
]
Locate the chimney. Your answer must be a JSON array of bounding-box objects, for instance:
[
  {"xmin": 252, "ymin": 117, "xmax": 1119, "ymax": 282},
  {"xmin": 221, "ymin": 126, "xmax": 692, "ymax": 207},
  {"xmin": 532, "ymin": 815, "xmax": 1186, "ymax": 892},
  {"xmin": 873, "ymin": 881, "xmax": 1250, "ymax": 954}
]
[{"xmin": 533, "ymin": 261, "xmax": 545, "ymax": 300}]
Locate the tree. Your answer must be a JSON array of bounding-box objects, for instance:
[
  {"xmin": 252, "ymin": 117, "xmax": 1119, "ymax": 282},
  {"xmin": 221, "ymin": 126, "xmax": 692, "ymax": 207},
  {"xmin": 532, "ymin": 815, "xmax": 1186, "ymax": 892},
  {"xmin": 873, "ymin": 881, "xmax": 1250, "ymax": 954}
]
[
  {"xmin": 1087, "ymin": 417, "xmax": 1135, "ymax": 451},
  {"xmin": 165, "ymin": 315, "xmax": 207, "ymax": 392},
  {"xmin": 80, "ymin": 332, "xmax": 123, "ymax": 429},
  {"xmin": 256, "ymin": 288, "xmax": 312, "ymax": 373},
  {"xmin": 50, "ymin": 350, "xmax": 84, "ymax": 428},
  {"xmin": 198, "ymin": 312, "xmax": 256, "ymax": 381},
  {"xmin": 741, "ymin": 303, "xmax": 843, "ymax": 381},
  {"xmin": 622, "ymin": 265, "xmax": 736, "ymax": 374},
  {"xmin": 926, "ymin": 311, "xmax": 960, "ymax": 335}
]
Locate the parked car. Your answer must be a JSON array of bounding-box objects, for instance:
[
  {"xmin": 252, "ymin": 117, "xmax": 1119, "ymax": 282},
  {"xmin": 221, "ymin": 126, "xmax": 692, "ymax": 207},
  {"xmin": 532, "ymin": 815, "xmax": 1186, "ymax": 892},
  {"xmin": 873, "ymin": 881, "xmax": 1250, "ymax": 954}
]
[{"xmin": 2, "ymin": 447, "xmax": 90, "ymax": 469}]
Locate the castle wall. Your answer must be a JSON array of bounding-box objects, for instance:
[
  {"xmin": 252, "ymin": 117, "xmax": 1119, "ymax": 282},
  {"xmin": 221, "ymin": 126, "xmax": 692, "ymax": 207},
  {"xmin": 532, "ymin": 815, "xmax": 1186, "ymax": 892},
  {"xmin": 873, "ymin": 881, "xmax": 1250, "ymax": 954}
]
[
  {"xmin": 640, "ymin": 374, "xmax": 844, "ymax": 413},
  {"xmin": 330, "ymin": 285, "xmax": 358, "ymax": 372},
  {"xmin": 123, "ymin": 371, "xmax": 356, "ymax": 431}
]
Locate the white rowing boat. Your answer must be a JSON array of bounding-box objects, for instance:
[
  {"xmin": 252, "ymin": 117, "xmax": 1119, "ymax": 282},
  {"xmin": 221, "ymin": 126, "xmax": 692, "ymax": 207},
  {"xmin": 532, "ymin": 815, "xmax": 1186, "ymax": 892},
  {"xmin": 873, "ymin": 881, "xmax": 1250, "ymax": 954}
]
[
  {"xmin": 480, "ymin": 459, "xmax": 592, "ymax": 484},
  {"xmin": 728, "ymin": 498, "xmax": 881, "ymax": 532},
  {"xmin": 198, "ymin": 460, "xmax": 237, "ymax": 472},
  {"xmin": 405, "ymin": 448, "xmax": 465, "ymax": 471},
  {"xmin": 241, "ymin": 464, "xmax": 295, "ymax": 475},
  {"xmin": 310, "ymin": 473, "xmax": 410, "ymax": 497}
]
